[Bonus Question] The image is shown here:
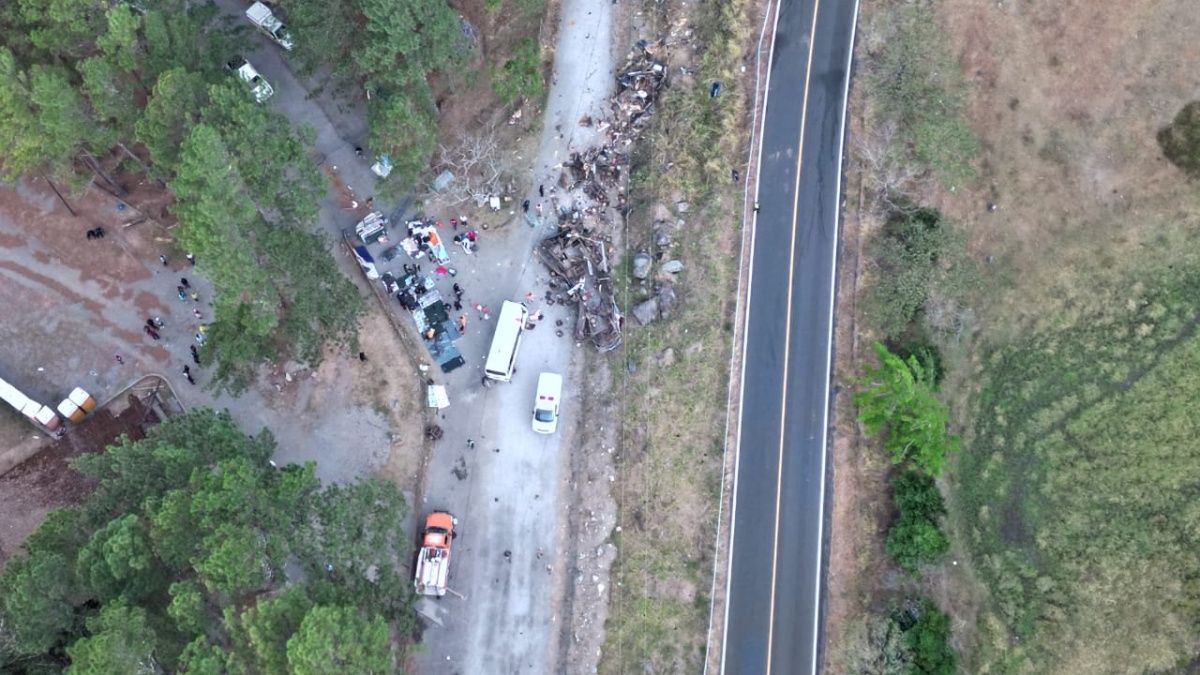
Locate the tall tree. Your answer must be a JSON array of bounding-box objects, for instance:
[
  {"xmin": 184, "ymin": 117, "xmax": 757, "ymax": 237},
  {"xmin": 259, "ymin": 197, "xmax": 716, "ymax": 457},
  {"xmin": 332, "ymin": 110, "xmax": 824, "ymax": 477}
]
[
  {"xmin": 0, "ymin": 52, "xmax": 96, "ymax": 179},
  {"xmin": 64, "ymin": 603, "xmax": 159, "ymax": 675},
  {"xmin": 136, "ymin": 68, "xmax": 209, "ymax": 175},
  {"xmin": 854, "ymin": 342, "xmax": 959, "ymax": 475},
  {"xmin": 0, "ymin": 550, "xmax": 80, "ymax": 655},
  {"xmin": 286, "ymin": 606, "xmax": 393, "ymax": 675},
  {"xmin": 368, "ymin": 91, "xmax": 438, "ymax": 182},
  {"xmin": 76, "ymin": 514, "xmax": 163, "ymax": 603}
]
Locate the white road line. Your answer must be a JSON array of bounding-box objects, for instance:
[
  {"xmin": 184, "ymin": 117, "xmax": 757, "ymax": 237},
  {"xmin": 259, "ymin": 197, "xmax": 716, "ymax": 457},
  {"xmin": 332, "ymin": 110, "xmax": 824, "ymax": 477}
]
[
  {"xmin": 717, "ymin": 0, "xmax": 784, "ymax": 670},
  {"xmin": 809, "ymin": 1, "xmax": 861, "ymax": 672}
]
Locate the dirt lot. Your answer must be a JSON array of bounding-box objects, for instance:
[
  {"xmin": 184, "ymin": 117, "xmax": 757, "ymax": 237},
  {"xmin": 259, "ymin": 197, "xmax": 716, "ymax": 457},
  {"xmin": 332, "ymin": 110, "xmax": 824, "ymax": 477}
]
[
  {"xmin": 0, "ymin": 174, "xmax": 425, "ymax": 556},
  {"xmin": 826, "ymin": 0, "xmax": 1200, "ymax": 670}
]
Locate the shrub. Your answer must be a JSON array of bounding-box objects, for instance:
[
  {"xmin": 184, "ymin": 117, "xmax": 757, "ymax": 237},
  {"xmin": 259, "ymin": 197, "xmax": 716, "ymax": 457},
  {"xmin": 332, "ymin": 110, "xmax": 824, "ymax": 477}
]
[
  {"xmin": 870, "ymin": 3, "xmax": 977, "ymax": 189},
  {"xmin": 866, "ymin": 207, "xmax": 953, "ymax": 340},
  {"xmin": 902, "ymin": 601, "xmax": 956, "ymax": 675},
  {"xmin": 886, "ymin": 470, "xmax": 949, "ymax": 571},
  {"xmin": 1158, "ymin": 101, "xmax": 1200, "ymax": 178},
  {"xmin": 491, "ymin": 38, "xmax": 543, "ymax": 107}
]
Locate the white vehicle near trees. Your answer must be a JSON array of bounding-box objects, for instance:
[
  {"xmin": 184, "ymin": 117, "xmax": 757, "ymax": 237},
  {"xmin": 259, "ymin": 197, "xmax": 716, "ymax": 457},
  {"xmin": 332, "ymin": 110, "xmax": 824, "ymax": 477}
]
[
  {"xmin": 225, "ymin": 57, "xmax": 274, "ymax": 103},
  {"xmin": 245, "ymin": 2, "xmax": 294, "ymax": 51}
]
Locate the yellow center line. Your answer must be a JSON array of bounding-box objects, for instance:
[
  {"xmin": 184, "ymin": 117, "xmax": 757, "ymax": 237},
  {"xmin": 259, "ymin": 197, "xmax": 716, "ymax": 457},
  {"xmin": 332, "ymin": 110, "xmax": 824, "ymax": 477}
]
[{"xmin": 763, "ymin": 0, "xmax": 823, "ymax": 672}]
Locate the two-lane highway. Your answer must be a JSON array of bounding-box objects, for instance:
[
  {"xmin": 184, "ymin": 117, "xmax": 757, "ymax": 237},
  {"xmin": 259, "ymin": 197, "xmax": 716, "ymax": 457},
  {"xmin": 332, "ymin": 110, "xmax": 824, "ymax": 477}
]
[{"xmin": 720, "ymin": 0, "xmax": 859, "ymax": 672}]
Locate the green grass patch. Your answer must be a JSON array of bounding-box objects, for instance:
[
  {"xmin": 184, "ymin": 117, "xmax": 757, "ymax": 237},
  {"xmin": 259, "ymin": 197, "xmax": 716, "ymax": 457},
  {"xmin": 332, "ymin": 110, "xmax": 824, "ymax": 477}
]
[{"xmin": 955, "ymin": 261, "xmax": 1200, "ymax": 672}]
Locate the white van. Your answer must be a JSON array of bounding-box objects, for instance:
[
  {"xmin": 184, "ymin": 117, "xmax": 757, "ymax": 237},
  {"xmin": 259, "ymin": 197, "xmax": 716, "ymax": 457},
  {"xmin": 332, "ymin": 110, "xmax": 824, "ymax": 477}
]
[
  {"xmin": 531, "ymin": 372, "xmax": 563, "ymax": 434},
  {"xmin": 484, "ymin": 301, "xmax": 529, "ymax": 382}
]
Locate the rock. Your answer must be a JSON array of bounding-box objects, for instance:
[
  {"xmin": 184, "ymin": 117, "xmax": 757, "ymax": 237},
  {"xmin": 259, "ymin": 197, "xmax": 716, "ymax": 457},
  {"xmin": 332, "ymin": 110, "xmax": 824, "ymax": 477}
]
[
  {"xmin": 632, "ymin": 298, "xmax": 659, "ymax": 325},
  {"xmin": 661, "ymin": 259, "xmax": 684, "ymax": 274},
  {"xmin": 656, "ymin": 284, "xmax": 677, "ymax": 320},
  {"xmin": 653, "ymin": 223, "xmax": 673, "ymax": 247},
  {"xmin": 631, "ymin": 252, "xmax": 652, "ymax": 280},
  {"xmin": 675, "ymin": 200, "xmax": 690, "ymax": 213},
  {"xmin": 656, "ymin": 347, "xmax": 675, "ymax": 368}
]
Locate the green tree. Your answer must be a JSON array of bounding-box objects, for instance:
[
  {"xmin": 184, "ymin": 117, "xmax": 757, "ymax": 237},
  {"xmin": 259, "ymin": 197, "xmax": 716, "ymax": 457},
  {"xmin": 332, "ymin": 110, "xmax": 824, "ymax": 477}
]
[
  {"xmin": 891, "ymin": 470, "xmax": 945, "ymax": 521},
  {"xmin": 136, "ymin": 68, "xmax": 209, "ymax": 175},
  {"xmin": 179, "ymin": 637, "xmax": 233, "ymax": 675},
  {"xmin": 202, "ymin": 83, "xmax": 324, "ymax": 224},
  {"xmin": 76, "ymin": 514, "xmax": 161, "ymax": 602},
  {"xmin": 0, "ymin": 550, "xmax": 79, "ymax": 655},
  {"xmin": 167, "ymin": 581, "xmax": 207, "ymax": 635},
  {"xmin": 886, "ymin": 514, "xmax": 949, "ymax": 572},
  {"xmin": 17, "ymin": 0, "xmax": 106, "ymax": 61},
  {"xmin": 492, "ymin": 38, "xmax": 543, "ymax": 106},
  {"xmin": 195, "ymin": 524, "xmax": 271, "ymax": 597},
  {"xmin": 0, "ymin": 53, "xmax": 96, "ymax": 179},
  {"xmin": 854, "ymin": 342, "xmax": 959, "ymax": 475},
  {"xmin": 286, "ymin": 606, "xmax": 392, "ymax": 675},
  {"xmin": 1158, "ymin": 101, "xmax": 1200, "ymax": 179},
  {"xmin": 904, "ymin": 601, "xmax": 956, "ymax": 675},
  {"xmin": 233, "ymin": 586, "xmax": 313, "ymax": 673},
  {"xmin": 355, "ymin": 0, "xmax": 462, "ymax": 90},
  {"xmin": 73, "ymin": 409, "xmax": 275, "ymax": 518},
  {"xmin": 65, "ymin": 603, "xmax": 159, "ymax": 675},
  {"xmin": 368, "ymin": 92, "xmax": 437, "ymax": 182}
]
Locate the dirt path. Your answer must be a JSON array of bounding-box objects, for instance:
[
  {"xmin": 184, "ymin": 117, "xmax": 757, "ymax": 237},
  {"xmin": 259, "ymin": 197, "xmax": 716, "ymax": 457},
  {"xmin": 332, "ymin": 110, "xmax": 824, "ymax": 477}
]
[{"xmin": 412, "ymin": 0, "xmax": 620, "ymax": 672}]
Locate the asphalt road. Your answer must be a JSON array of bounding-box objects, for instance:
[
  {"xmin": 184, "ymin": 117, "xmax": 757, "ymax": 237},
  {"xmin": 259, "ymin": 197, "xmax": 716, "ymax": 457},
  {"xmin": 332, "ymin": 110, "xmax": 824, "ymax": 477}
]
[{"xmin": 720, "ymin": 0, "xmax": 859, "ymax": 673}]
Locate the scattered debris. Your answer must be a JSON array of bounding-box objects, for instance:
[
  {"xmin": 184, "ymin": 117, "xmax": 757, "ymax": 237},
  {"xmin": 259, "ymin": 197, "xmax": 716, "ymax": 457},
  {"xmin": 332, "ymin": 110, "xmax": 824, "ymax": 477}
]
[{"xmin": 533, "ymin": 43, "xmax": 671, "ymax": 352}]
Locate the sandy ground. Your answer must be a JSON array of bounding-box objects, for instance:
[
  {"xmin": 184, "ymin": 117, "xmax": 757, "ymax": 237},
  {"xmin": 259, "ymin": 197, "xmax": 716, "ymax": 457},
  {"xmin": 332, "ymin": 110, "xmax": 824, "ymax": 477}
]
[{"xmin": 412, "ymin": 0, "xmax": 620, "ymax": 671}]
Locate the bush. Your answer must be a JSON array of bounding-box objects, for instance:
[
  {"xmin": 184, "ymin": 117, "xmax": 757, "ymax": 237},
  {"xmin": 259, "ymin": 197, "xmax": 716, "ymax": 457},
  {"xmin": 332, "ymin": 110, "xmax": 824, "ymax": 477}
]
[
  {"xmin": 491, "ymin": 38, "xmax": 543, "ymax": 107},
  {"xmin": 1158, "ymin": 101, "xmax": 1200, "ymax": 178},
  {"xmin": 902, "ymin": 601, "xmax": 956, "ymax": 675},
  {"xmin": 870, "ymin": 3, "xmax": 977, "ymax": 189},
  {"xmin": 866, "ymin": 207, "xmax": 952, "ymax": 340},
  {"xmin": 885, "ymin": 471, "xmax": 949, "ymax": 571}
]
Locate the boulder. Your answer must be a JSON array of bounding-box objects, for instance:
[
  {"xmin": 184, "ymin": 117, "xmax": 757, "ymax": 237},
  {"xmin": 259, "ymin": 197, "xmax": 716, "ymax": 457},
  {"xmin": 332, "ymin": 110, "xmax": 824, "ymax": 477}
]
[
  {"xmin": 632, "ymin": 298, "xmax": 659, "ymax": 325},
  {"xmin": 675, "ymin": 200, "xmax": 690, "ymax": 213},
  {"xmin": 656, "ymin": 284, "xmax": 677, "ymax": 320},
  {"xmin": 661, "ymin": 260, "xmax": 684, "ymax": 274},
  {"xmin": 653, "ymin": 224, "xmax": 673, "ymax": 248},
  {"xmin": 631, "ymin": 252, "xmax": 653, "ymax": 280}
]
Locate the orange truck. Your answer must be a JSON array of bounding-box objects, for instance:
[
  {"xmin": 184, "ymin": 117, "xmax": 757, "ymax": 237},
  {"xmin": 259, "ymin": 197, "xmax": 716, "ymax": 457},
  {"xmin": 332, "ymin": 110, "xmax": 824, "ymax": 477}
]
[{"xmin": 414, "ymin": 511, "xmax": 457, "ymax": 597}]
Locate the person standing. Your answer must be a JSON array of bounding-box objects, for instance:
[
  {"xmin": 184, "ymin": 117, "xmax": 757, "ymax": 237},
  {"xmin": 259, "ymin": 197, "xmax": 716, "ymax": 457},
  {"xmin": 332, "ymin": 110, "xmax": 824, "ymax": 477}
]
[
  {"xmin": 185, "ymin": 252, "xmax": 195, "ymax": 266},
  {"xmin": 190, "ymin": 345, "xmax": 201, "ymax": 365},
  {"xmin": 159, "ymin": 254, "xmax": 168, "ymax": 266},
  {"xmin": 180, "ymin": 277, "xmax": 190, "ymax": 289}
]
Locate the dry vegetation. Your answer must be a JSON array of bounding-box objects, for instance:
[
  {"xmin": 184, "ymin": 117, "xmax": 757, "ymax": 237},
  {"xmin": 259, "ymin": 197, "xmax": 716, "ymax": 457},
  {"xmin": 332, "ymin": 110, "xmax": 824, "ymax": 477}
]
[
  {"xmin": 831, "ymin": 0, "xmax": 1200, "ymax": 672},
  {"xmin": 598, "ymin": 0, "xmax": 754, "ymax": 671}
]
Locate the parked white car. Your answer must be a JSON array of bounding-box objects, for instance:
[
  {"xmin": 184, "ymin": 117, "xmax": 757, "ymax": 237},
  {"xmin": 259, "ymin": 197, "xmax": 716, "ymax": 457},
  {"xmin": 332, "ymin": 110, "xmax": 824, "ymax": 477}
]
[
  {"xmin": 531, "ymin": 372, "xmax": 563, "ymax": 434},
  {"xmin": 225, "ymin": 57, "xmax": 274, "ymax": 103}
]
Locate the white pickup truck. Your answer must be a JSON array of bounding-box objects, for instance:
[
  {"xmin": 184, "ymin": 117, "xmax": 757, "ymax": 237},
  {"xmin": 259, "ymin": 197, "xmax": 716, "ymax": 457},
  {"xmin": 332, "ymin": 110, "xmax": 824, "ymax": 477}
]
[
  {"xmin": 225, "ymin": 57, "xmax": 274, "ymax": 103},
  {"xmin": 245, "ymin": 2, "xmax": 294, "ymax": 51}
]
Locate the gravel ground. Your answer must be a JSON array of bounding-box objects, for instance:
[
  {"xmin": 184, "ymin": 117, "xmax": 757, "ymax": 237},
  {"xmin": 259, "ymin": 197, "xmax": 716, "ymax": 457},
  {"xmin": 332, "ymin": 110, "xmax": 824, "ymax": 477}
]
[{"xmin": 412, "ymin": 0, "xmax": 619, "ymax": 671}]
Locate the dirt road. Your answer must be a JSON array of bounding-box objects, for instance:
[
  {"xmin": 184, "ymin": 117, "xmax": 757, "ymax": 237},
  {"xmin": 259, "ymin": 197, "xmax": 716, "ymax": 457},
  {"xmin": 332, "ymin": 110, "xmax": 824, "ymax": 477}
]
[{"xmin": 412, "ymin": 0, "xmax": 618, "ymax": 672}]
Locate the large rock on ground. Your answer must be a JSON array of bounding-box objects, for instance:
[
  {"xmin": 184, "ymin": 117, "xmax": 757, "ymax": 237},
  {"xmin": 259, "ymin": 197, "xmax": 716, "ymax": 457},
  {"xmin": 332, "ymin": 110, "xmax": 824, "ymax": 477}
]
[
  {"xmin": 631, "ymin": 252, "xmax": 653, "ymax": 280},
  {"xmin": 656, "ymin": 283, "xmax": 677, "ymax": 320},
  {"xmin": 632, "ymin": 298, "xmax": 659, "ymax": 325},
  {"xmin": 661, "ymin": 260, "xmax": 684, "ymax": 274}
]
